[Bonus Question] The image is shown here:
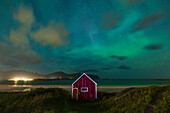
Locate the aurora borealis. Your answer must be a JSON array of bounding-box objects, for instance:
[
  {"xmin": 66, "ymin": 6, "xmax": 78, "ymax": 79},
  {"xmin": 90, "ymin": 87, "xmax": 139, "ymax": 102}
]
[{"xmin": 0, "ymin": 0, "xmax": 169, "ymax": 79}]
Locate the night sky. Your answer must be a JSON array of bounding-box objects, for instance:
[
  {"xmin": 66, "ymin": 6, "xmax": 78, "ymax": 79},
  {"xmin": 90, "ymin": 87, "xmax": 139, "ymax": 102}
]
[{"xmin": 0, "ymin": 0, "xmax": 170, "ymax": 79}]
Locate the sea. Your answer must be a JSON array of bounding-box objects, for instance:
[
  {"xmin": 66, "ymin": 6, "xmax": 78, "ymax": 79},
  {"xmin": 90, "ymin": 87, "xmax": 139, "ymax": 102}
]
[{"xmin": 0, "ymin": 79, "xmax": 170, "ymax": 86}]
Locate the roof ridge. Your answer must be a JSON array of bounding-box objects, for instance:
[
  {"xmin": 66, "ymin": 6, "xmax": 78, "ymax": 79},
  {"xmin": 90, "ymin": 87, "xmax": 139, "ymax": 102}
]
[{"xmin": 72, "ymin": 73, "xmax": 97, "ymax": 85}]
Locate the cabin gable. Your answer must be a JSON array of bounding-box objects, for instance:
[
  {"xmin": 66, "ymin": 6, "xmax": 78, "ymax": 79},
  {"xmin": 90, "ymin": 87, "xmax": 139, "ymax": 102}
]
[
  {"xmin": 72, "ymin": 73, "xmax": 97, "ymax": 100},
  {"xmin": 72, "ymin": 73, "xmax": 97, "ymax": 86}
]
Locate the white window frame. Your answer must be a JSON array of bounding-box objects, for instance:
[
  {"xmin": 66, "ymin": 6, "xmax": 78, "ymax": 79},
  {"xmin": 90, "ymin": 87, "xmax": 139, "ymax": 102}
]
[{"xmin": 81, "ymin": 87, "xmax": 88, "ymax": 92}]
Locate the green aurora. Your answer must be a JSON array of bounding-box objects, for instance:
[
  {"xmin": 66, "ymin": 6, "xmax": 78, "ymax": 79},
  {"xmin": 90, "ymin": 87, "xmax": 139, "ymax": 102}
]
[{"xmin": 0, "ymin": 0, "xmax": 170, "ymax": 79}]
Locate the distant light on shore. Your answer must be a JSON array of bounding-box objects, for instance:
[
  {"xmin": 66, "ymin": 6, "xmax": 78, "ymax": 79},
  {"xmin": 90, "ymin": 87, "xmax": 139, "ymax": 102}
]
[{"xmin": 9, "ymin": 78, "xmax": 33, "ymax": 82}]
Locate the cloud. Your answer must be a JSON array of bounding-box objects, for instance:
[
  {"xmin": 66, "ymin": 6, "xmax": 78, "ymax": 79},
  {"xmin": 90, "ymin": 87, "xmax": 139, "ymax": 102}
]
[
  {"xmin": 100, "ymin": 10, "xmax": 122, "ymax": 30},
  {"xmin": 102, "ymin": 67, "xmax": 111, "ymax": 70},
  {"xmin": 133, "ymin": 12, "xmax": 167, "ymax": 32},
  {"xmin": 0, "ymin": 58, "xmax": 20, "ymax": 67},
  {"xmin": 118, "ymin": 56, "xmax": 127, "ymax": 60},
  {"xmin": 9, "ymin": 5, "xmax": 35, "ymax": 49},
  {"xmin": 0, "ymin": 42, "xmax": 11, "ymax": 54},
  {"xmin": 0, "ymin": 42, "xmax": 42, "ymax": 67},
  {"xmin": 69, "ymin": 68, "xmax": 98, "ymax": 73},
  {"xmin": 127, "ymin": 0, "xmax": 145, "ymax": 7},
  {"xmin": 49, "ymin": 58, "xmax": 57, "ymax": 63},
  {"xmin": 13, "ymin": 5, "xmax": 34, "ymax": 28},
  {"xmin": 118, "ymin": 65, "xmax": 131, "ymax": 70},
  {"xmin": 115, "ymin": 0, "xmax": 145, "ymax": 9},
  {"xmin": 66, "ymin": 48, "xmax": 72, "ymax": 52},
  {"xmin": 12, "ymin": 5, "xmax": 70, "ymax": 48},
  {"xmin": 30, "ymin": 21, "xmax": 70, "ymax": 47},
  {"xmin": 83, "ymin": 69, "xmax": 98, "ymax": 73},
  {"xmin": 0, "ymin": 50, "xmax": 42, "ymax": 67},
  {"xmin": 0, "ymin": 5, "xmax": 42, "ymax": 68},
  {"xmin": 10, "ymin": 28, "xmax": 30, "ymax": 49},
  {"xmin": 109, "ymin": 55, "xmax": 127, "ymax": 60},
  {"xmin": 109, "ymin": 55, "xmax": 117, "ymax": 58},
  {"xmin": 10, "ymin": 49, "xmax": 43, "ymax": 64},
  {"xmin": 144, "ymin": 44, "xmax": 163, "ymax": 50}
]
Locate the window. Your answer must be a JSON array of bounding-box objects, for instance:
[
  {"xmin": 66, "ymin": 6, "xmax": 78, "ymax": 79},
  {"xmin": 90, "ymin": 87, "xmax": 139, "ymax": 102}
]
[{"xmin": 81, "ymin": 87, "xmax": 88, "ymax": 92}]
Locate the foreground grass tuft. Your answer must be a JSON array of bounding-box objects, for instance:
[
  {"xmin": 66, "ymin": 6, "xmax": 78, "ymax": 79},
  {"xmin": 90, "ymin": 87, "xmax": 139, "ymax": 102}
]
[{"xmin": 0, "ymin": 85, "xmax": 169, "ymax": 113}]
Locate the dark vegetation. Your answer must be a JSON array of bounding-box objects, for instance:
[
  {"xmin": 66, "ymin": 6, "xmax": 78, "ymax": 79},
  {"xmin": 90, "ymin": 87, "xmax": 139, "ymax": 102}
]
[{"xmin": 0, "ymin": 85, "xmax": 169, "ymax": 113}]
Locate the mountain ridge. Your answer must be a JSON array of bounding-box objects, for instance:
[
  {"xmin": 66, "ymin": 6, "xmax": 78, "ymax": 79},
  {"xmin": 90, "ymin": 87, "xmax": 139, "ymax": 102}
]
[
  {"xmin": 0, "ymin": 70, "xmax": 100, "ymax": 80},
  {"xmin": 47, "ymin": 71, "xmax": 100, "ymax": 79}
]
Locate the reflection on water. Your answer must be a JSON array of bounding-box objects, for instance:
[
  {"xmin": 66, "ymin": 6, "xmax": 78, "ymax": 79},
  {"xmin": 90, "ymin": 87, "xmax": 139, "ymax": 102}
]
[
  {"xmin": 8, "ymin": 78, "xmax": 33, "ymax": 85},
  {"xmin": 0, "ymin": 85, "xmax": 32, "ymax": 92},
  {"xmin": 0, "ymin": 79, "xmax": 169, "ymax": 92},
  {"xmin": 0, "ymin": 79, "xmax": 170, "ymax": 86},
  {"xmin": 12, "ymin": 88, "xmax": 31, "ymax": 92}
]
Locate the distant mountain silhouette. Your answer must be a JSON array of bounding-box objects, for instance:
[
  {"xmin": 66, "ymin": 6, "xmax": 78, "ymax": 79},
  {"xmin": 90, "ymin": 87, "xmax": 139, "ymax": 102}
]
[
  {"xmin": 0, "ymin": 70, "xmax": 45, "ymax": 80},
  {"xmin": 0, "ymin": 70, "xmax": 100, "ymax": 80},
  {"xmin": 47, "ymin": 71, "xmax": 100, "ymax": 79}
]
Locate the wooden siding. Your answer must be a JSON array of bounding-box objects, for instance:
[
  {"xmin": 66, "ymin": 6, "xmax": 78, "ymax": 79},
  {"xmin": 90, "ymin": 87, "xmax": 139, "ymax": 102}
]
[{"xmin": 72, "ymin": 74, "xmax": 97, "ymax": 100}]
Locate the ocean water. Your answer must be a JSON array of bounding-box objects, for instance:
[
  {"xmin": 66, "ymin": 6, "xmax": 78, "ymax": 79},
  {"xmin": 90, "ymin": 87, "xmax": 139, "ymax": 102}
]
[{"xmin": 0, "ymin": 79, "xmax": 170, "ymax": 86}]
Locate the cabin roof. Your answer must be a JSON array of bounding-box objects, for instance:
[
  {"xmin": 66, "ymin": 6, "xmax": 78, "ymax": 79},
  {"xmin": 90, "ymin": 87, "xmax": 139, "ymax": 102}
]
[{"xmin": 72, "ymin": 73, "xmax": 97, "ymax": 85}]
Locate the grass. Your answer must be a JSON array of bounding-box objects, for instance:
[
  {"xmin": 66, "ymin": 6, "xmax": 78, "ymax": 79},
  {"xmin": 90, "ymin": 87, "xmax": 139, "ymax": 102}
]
[{"xmin": 0, "ymin": 85, "xmax": 169, "ymax": 113}]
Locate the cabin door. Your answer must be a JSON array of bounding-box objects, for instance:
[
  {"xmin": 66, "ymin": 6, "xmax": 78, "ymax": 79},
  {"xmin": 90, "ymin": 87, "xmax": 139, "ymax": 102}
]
[{"xmin": 73, "ymin": 88, "xmax": 78, "ymax": 100}]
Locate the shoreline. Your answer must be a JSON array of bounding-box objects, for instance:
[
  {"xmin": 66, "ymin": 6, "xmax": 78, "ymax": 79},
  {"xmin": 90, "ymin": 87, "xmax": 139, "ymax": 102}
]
[{"xmin": 0, "ymin": 85, "xmax": 158, "ymax": 92}]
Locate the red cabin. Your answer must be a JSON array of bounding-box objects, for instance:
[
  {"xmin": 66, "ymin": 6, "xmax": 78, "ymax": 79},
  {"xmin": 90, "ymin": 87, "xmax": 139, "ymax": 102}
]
[{"xmin": 72, "ymin": 73, "xmax": 97, "ymax": 100}]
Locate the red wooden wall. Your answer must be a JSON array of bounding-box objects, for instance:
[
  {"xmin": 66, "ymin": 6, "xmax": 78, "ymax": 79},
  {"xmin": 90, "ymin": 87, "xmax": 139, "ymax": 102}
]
[{"xmin": 72, "ymin": 75, "xmax": 97, "ymax": 100}]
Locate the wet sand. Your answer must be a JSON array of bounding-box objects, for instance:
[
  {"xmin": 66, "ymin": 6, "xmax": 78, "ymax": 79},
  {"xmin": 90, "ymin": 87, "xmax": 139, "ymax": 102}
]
[{"xmin": 0, "ymin": 85, "xmax": 145, "ymax": 92}]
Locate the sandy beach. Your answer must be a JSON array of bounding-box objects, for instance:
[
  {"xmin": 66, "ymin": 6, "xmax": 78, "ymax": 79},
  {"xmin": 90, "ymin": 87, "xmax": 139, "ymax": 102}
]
[{"xmin": 0, "ymin": 85, "xmax": 144, "ymax": 92}]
